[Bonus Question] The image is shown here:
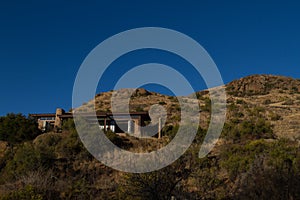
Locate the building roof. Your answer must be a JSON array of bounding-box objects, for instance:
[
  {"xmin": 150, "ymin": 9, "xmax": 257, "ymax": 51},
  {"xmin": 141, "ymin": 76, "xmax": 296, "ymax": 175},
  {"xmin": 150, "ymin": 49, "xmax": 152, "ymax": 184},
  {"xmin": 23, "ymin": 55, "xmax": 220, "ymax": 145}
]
[
  {"xmin": 29, "ymin": 113, "xmax": 56, "ymax": 117},
  {"xmin": 59, "ymin": 111, "xmax": 149, "ymax": 118},
  {"xmin": 30, "ymin": 111, "xmax": 150, "ymax": 119}
]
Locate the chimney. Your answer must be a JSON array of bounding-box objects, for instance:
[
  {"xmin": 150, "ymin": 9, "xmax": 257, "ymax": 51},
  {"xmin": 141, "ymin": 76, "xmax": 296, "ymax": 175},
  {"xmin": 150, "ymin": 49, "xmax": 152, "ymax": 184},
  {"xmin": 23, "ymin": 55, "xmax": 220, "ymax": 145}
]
[{"xmin": 54, "ymin": 108, "xmax": 65, "ymax": 130}]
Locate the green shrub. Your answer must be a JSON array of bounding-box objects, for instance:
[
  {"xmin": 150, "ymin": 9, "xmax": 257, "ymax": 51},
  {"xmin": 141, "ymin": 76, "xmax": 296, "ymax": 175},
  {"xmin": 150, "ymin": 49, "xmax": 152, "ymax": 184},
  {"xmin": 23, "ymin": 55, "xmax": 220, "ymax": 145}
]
[
  {"xmin": 0, "ymin": 185, "xmax": 43, "ymax": 200},
  {"xmin": 222, "ymin": 117, "xmax": 273, "ymax": 141},
  {"xmin": 162, "ymin": 125, "xmax": 179, "ymax": 138},
  {"xmin": 292, "ymin": 86, "xmax": 299, "ymax": 93},
  {"xmin": 104, "ymin": 129, "xmax": 125, "ymax": 147},
  {"xmin": 135, "ymin": 106, "xmax": 144, "ymax": 112},
  {"xmin": 2, "ymin": 143, "xmax": 54, "ymax": 179},
  {"xmin": 263, "ymin": 99, "xmax": 272, "ymax": 104},
  {"xmin": 236, "ymin": 99, "xmax": 245, "ymax": 104},
  {"xmin": 269, "ymin": 112, "xmax": 282, "ymax": 121},
  {"xmin": 0, "ymin": 113, "xmax": 41, "ymax": 145},
  {"xmin": 201, "ymin": 98, "xmax": 211, "ymax": 112},
  {"xmin": 283, "ymin": 99, "xmax": 294, "ymax": 105},
  {"xmin": 228, "ymin": 103, "xmax": 238, "ymax": 112},
  {"xmin": 55, "ymin": 130, "xmax": 89, "ymax": 160},
  {"xmin": 62, "ymin": 118, "xmax": 75, "ymax": 131},
  {"xmin": 248, "ymin": 107, "xmax": 265, "ymax": 117},
  {"xmin": 158, "ymin": 101, "xmax": 166, "ymax": 105},
  {"xmin": 119, "ymin": 155, "xmax": 191, "ymax": 200}
]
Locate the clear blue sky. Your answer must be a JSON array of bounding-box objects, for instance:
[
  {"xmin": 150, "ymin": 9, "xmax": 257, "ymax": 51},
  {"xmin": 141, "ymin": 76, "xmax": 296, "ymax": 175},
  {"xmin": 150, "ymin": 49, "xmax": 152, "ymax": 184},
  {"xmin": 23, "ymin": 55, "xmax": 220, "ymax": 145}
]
[{"xmin": 0, "ymin": 0, "xmax": 300, "ymax": 116}]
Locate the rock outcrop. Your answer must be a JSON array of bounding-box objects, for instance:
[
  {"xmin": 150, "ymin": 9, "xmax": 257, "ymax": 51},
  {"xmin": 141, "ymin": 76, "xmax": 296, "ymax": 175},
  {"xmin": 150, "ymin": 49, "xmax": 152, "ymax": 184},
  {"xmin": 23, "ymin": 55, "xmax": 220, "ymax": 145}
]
[{"xmin": 227, "ymin": 74, "xmax": 300, "ymax": 96}]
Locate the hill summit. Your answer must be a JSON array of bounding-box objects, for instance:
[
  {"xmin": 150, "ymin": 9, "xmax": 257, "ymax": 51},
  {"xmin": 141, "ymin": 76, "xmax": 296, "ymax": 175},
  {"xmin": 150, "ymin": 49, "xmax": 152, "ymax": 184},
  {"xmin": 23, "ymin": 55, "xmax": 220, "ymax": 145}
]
[
  {"xmin": 1, "ymin": 74, "xmax": 300, "ymax": 199},
  {"xmin": 73, "ymin": 74, "xmax": 300, "ymax": 141},
  {"xmin": 226, "ymin": 74, "xmax": 300, "ymax": 96}
]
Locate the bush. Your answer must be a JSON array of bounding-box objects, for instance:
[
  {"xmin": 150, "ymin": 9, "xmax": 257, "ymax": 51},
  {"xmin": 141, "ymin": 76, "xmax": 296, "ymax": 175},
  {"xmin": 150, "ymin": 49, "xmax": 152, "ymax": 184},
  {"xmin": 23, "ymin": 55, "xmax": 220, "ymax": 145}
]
[
  {"xmin": 2, "ymin": 143, "xmax": 44, "ymax": 179},
  {"xmin": 292, "ymin": 86, "xmax": 299, "ymax": 93},
  {"xmin": 0, "ymin": 185, "xmax": 43, "ymax": 200},
  {"xmin": 201, "ymin": 98, "xmax": 211, "ymax": 112},
  {"xmin": 236, "ymin": 99, "xmax": 245, "ymax": 104},
  {"xmin": 269, "ymin": 112, "xmax": 282, "ymax": 121},
  {"xmin": 263, "ymin": 99, "xmax": 272, "ymax": 105},
  {"xmin": 283, "ymin": 99, "xmax": 294, "ymax": 105},
  {"xmin": 158, "ymin": 101, "xmax": 166, "ymax": 105},
  {"xmin": 119, "ymin": 156, "xmax": 191, "ymax": 200},
  {"xmin": 162, "ymin": 125, "xmax": 179, "ymax": 139},
  {"xmin": 104, "ymin": 129, "xmax": 125, "ymax": 147},
  {"xmin": 135, "ymin": 106, "xmax": 144, "ymax": 112},
  {"xmin": 222, "ymin": 117, "xmax": 273, "ymax": 141},
  {"xmin": 55, "ymin": 130, "xmax": 89, "ymax": 160},
  {"xmin": 232, "ymin": 140, "xmax": 300, "ymax": 199},
  {"xmin": 0, "ymin": 113, "xmax": 41, "ymax": 145},
  {"xmin": 61, "ymin": 118, "xmax": 75, "ymax": 131}
]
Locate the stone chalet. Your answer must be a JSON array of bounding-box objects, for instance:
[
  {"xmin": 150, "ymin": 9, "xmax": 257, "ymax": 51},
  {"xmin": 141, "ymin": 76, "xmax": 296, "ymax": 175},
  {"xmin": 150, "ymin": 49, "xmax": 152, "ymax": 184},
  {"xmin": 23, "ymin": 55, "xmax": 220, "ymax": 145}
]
[{"xmin": 29, "ymin": 108, "xmax": 161, "ymax": 137}]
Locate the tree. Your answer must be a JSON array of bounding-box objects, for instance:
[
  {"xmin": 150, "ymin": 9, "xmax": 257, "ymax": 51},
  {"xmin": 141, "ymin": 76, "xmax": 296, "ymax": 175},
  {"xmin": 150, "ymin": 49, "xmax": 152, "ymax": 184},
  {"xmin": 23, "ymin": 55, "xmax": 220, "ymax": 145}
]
[{"xmin": 0, "ymin": 113, "xmax": 41, "ymax": 145}]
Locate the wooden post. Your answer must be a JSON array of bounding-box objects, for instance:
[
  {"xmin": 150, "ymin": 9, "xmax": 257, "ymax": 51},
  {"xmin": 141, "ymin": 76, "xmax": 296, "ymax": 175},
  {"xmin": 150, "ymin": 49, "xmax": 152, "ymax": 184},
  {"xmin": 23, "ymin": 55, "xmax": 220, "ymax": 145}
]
[
  {"xmin": 158, "ymin": 117, "xmax": 162, "ymax": 139},
  {"xmin": 134, "ymin": 118, "xmax": 141, "ymax": 137}
]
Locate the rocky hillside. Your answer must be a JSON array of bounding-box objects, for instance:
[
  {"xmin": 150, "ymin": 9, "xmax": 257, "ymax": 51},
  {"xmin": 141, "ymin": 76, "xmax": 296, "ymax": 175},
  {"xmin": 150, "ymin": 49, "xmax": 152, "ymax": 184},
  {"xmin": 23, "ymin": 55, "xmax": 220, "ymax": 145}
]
[
  {"xmin": 226, "ymin": 75, "xmax": 300, "ymax": 141},
  {"xmin": 226, "ymin": 74, "xmax": 300, "ymax": 96},
  {"xmin": 77, "ymin": 74, "xmax": 300, "ymax": 141},
  {"xmin": 1, "ymin": 74, "xmax": 300, "ymax": 199}
]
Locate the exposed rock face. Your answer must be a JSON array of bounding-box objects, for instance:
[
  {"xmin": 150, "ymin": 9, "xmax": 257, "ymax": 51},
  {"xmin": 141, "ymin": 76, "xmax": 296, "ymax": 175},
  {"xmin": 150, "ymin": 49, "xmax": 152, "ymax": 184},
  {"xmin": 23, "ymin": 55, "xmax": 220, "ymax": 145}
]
[
  {"xmin": 0, "ymin": 141, "xmax": 8, "ymax": 159},
  {"xmin": 133, "ymin": 88, "xmax": 151, "ymax": 97},
  {"xmin": 227, "ymin": 74, "xmax": 300, "ymax": 96}
]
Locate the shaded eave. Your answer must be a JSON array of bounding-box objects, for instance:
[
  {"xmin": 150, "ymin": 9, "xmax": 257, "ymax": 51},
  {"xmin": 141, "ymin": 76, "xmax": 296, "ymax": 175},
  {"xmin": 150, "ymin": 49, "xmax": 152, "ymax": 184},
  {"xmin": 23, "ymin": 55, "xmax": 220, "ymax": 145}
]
[
  {"xmin": 29, "ymin": 113, "xmax": 56, "ymax": 117},
  {"xmin": 60, "ymin": 111, "xmax": 150, "ymax": 118}
]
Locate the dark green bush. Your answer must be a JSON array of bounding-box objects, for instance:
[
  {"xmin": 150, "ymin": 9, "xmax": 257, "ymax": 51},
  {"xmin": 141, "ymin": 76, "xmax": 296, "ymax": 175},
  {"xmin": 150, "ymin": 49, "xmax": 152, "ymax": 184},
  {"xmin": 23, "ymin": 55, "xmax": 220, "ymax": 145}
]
[
  {"xmin": 0, "ymin": 113, "xmax": 41, "ymax": 145},
  {"xmin": 104, "ymin": 129, "xmax": 125, "ymax": 147},
  {"xmin": 158, "ymin": 101, "xmax": 166, "ymax": 105},
  {"xmin": 283, "ymin": 99, "xmax": 294, "ymax": 105},
  {"xmin": 263, "ymin": 99, "xmax": 272, "ymax": 104},
  {"xmin": 292, "ymin": 86, "xmax": 299, "ymax": 93},
  {"xmin": 269, "ymin": 112, "xmax": 282, "ymax": 121},
  {"xmin": 61, "ymin": 118, "xmax": 75, "ymax": 131},
  {"xmin": 236, "ymin": 99, "xmax": 245, "ymax": 104},
  {"xmin": 1, "ymin": 142, "xmax": 55, "ymax": 179},
  {"xmin": 222, "ymin": 117, "xmax": 273, "ymax": 140},
  {"xmin": 0, "ymin": 185, "xmax": 43, "ymax": 200},
  {"xmin": 201, "ymin": 98, "xmax": 211, "ymax": 112}
]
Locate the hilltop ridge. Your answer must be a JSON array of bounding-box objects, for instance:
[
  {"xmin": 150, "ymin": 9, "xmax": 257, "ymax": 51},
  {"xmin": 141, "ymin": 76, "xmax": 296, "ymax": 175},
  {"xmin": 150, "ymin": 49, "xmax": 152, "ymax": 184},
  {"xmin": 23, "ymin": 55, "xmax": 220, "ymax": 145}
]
[
  {"xmin": 75, "ymin": 74, "xmax": 300, "ymax": 141},
  {"xmin": 226, "ymin": 74, "xmax": 300, "ymax": 96},
  {"xmin": 1, "ymin": 74, "xmax": 300, "ymax": 199}
]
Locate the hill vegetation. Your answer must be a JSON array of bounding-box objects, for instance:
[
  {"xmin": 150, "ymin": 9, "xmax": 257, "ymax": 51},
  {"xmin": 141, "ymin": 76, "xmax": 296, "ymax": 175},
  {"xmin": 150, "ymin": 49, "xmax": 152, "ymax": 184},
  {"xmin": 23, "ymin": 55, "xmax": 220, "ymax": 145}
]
[{"xmin": 0, "ymin": 74, "xmax": 300, "ymax": 199}]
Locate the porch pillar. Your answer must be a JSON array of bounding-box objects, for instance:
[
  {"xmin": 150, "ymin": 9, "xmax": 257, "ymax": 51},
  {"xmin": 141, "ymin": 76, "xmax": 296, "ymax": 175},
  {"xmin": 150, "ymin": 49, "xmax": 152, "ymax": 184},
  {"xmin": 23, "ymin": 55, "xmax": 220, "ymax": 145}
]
[
  {"xmin": 128, "ymin": 120, "xmax": 133, "ymax": 134},
  {"xmin": 104, "ymin": 118, "xmax": 107, "ymax": 131}
]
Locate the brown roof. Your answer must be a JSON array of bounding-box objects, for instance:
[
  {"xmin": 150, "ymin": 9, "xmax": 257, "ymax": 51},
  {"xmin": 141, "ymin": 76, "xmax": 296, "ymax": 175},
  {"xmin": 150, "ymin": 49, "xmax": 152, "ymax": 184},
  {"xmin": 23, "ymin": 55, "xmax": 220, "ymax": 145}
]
[
  {"xmin": 59, "ymin": 111, "xmax": 149, "ymax": 118},
  {"xmin": 30, "ymin": 112, "xmax": 150, "ymax": 119},
  {"xmin": 29, "ymin": 113, "xmax": 56, "ymax": 117}
]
